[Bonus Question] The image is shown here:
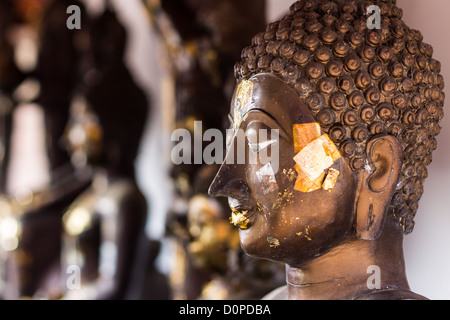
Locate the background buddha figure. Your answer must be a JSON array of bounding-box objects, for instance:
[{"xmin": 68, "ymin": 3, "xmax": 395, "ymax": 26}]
[
  {"xmin": 59, "ymin": 101, "xmax": 148, "ymax": 300},
  {"xmin": 0, "ymin": 0, "xmax": 91, "ymax": 299},
  {"xmin": 209, "ymin": 0, "xmax": 444, "ymax": 300},
  {"xmin": 57, "ymin": 8, "xmax": 168, "ymax": 300}
]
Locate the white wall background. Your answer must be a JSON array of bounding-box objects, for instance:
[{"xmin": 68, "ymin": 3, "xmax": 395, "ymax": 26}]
[{"xmin": 396, "ymin": 0, "xmax": 450, "ymax": 301}]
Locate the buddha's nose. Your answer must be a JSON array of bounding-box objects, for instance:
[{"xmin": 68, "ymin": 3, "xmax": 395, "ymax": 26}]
[{"xmin": 208, "ymin": 161, "xmax": 249, "ymax": 200}]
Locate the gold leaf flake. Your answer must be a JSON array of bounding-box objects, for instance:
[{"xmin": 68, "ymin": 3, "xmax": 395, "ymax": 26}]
[
  {"xmin": 319, "ymin": 134, "xmax": 342, "ymax": 163},
  {"xmin": 267, "ymin": 237, "xmax": 280, "ymax": 248},
  {"xmin": 294, "ymin": 164, "xmax": 325, "ymax": 193},
  {"xmin": 292, "ymin": 133, "xmax": 342, "ymax": 193},
  {"xmin": 256, "ymin": 163, "xmax": 278, "ymax": 194},
  {"xmin": 233, "ymin": 80, "xmax": 254, "ymax": 131},
  {"xmin": 293, "ymin": 123, "xmax": 322, "ymax": 153},
  {"xmin": 229, "ymin": 211, "xmax": 249, "ymax": 229},
  {"xmin": 322, "ymin": 168, "xmax": 340, "ymax": 192},
  {"xmin": 294, "ymin": 138, "xmax": 334, "ymax": 181}
]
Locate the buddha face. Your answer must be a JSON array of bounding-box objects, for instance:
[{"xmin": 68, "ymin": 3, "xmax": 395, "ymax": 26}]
[{"xmin": 209, "ymin": 74, "xmax": 358, "ymax": 266}]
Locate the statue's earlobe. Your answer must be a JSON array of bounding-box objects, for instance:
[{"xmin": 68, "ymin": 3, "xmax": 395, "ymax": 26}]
[{"xmin": 356, "ymin": 135, "xmax": 403, "ymax": 240}]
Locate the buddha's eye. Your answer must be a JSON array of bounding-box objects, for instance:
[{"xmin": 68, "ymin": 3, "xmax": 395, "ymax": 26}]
[{"xmin": 246, "ymin": 127, "xmax": 279, "ymax": 154}]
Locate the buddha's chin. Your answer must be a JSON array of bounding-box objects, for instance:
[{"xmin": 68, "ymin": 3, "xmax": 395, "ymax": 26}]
[
  {"xmin": 238, "ymin": 227, "xmax": 320, "ymax": 265},
  {"xmin": 238, "ymin": 228, "xmax": 284, "ymax": 262},
  {"xmin": 238, "ymin": 228, "xmax": 261, "ymax": 257}
]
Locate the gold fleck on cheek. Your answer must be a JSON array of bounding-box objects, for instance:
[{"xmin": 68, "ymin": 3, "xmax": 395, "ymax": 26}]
[
  {"xmin": 304, "ymin": 226, "xmax": 312, "ymax": 241},
  {"xmin": 322, "ymin": 168, "xmax": 341, "ymax": 192},
  {"xmin": 283, "ymin": 168, "xmax": 297, "ymax": 182},
  {"xmin": 272, "ymin": 189, "xmax": 294, "ymax": 210},
  {"xmin": 267, "ymin": 237, "xmax": 280, "ymax": 248},
  {"xmin": 296, "ymin": 227, "xmax": 313, "ymax": 241}
]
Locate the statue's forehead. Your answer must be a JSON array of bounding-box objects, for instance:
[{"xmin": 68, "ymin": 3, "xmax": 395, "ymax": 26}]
[{"xmin": 231, "ymin": 73, "xmax": 316, "ymax": 131}]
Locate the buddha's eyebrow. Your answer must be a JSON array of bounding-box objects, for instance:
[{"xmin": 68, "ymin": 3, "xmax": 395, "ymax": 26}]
[{"xmin": 228, "ymin": 114, "xmax": 233, "ymax": 126}]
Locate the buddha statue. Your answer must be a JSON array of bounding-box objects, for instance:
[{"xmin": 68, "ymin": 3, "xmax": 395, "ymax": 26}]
[
  {"xmin": 209, "ymin": 0, "xmax": 445, "ymax": 300},
  {"xmin": 56, "ymin": 8, "xmax": 166, "ymax": 300},
  {"xmin": 59, "ymin": 101, "xmax": 149, "ymax": 300}
]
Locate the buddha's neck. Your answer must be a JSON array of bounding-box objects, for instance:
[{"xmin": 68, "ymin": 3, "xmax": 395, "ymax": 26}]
[{"xmin": 285, "ymin": 233, "xmax": 410, "ymax": 300}]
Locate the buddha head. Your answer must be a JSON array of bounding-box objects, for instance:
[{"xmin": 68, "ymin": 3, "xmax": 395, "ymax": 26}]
[{"xmin": 208, "ymin": 0, "xmax": 444, "ymax": 295}]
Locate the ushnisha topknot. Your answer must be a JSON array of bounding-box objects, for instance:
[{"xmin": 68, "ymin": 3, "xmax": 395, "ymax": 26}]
[{"xmin": 234, "ymin": 0, "xmax": 445, "ymax": 234}]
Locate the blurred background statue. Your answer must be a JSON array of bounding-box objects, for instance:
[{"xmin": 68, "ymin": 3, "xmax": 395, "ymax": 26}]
[
  {"xmin": 58, "ymin": 6, "xmax": 169, "ymax": 300},
  {"xmin": 1, "ymin": 0, "xmax": 92, "ymax": 300},
  {"xmin": 2, "ymin": 1, "xmax": 169, "ymax": 300}
]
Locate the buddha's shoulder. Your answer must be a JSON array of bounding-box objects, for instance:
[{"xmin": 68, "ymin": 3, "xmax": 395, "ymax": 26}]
[
  {"xmin": 261, "ymin": 286, "xmax": 429, "ymax": 300},
  {"xmin": 356, "ymin": 289, "xmax": 429, "ymax": 300}
]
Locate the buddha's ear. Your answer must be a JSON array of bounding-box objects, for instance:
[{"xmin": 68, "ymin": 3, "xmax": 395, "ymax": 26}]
[{"xmin": 355, "ymin": 135, "xmax": 403, "ymax": 240}]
